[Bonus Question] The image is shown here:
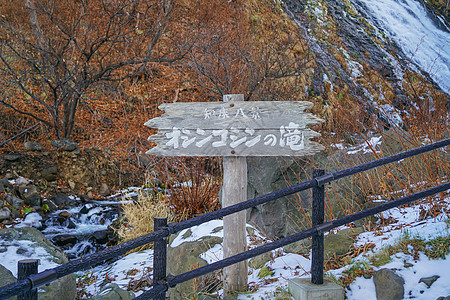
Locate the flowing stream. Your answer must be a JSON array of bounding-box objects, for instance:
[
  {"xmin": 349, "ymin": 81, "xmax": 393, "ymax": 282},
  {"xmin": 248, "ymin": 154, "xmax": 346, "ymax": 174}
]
[{"xmin": 351, "ymin": 0, "xmax": 450, "ymax": 94}]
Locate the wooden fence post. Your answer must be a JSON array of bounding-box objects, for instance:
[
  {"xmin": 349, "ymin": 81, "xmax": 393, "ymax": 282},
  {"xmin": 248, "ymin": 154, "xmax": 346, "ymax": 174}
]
[
  {"xmin": 223, "ymin": 94, "xmax": 248, "ymax": 295},
  {"xmin": 311, "ymin": 169, "xmax": 325, "ymax": 284},
  {"xmin": 18, "ymin": 259, "xmax": 38, "ymax": 300},
  {"xmin": 153, "ymin": 217, "xmax": 168, "ymax": 300}
]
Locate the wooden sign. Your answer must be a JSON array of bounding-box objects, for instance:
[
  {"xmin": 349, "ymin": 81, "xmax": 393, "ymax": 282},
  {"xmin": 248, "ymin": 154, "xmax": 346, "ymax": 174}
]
[
  {"xmin": 144, "ymin": 94, "xmax": 325, "ymax": 296},
  {"xmin": 145, "ymin": 99, "xmax": 324, "ymax": 156}
]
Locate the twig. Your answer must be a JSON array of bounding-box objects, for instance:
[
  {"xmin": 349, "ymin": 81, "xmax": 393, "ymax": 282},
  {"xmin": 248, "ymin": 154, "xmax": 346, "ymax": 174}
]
[{"xmin": 0, "ymin": 124, "xmax": 38, "ymax": 147}]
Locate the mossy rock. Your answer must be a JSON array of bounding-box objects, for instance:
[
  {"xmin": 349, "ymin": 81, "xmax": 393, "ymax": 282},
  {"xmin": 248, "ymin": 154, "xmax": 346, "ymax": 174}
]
[
  {"xmin": 167, "ymin": 235, "xmax": 223, "ymax": 300},
  {"xmin": 324, "ymin": 229, "xmax": 360, "ymax": 260},
  {"xmin": 0, "ymin": 227, "xmax": 76, "ymax": 300}
]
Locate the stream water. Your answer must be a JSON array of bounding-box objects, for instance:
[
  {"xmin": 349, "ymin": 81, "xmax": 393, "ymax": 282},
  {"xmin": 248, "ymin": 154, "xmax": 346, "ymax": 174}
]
[
  {"xmin": 352, "ymin": 0, "xmax": 450, "ymax": 94},
  {"xmin": 14, "ymin": 192, "xmax": 138, "ymax": 259}
]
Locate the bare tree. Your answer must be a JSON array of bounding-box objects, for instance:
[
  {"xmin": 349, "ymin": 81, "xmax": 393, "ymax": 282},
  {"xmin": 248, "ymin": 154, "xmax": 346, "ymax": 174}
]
[
  {"xmin": 0, "ymin": 0, "xmax": 189, "ymax": 139},
  {"xmin": 182, "ymin": 10, "xmax": 313, "ymax": 101}
]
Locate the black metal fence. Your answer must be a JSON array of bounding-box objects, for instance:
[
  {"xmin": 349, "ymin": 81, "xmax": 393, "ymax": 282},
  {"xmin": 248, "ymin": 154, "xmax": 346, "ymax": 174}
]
[{"xmin": 1, "ymin": 138, "xmax": 449, "ymax": 300}]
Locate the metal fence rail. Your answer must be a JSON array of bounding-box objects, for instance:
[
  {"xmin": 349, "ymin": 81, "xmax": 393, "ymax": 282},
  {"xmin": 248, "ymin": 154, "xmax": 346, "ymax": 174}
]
[
  {"xmin": 0, "ymin": 137, "xmax": 449, "ymax": 300},
  {"xmin": 136, "ymin": 181, "xmax": 450, "ymax": 299}
]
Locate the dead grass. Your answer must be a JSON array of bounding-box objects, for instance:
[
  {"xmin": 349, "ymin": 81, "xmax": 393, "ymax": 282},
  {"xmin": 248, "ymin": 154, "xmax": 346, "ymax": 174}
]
[{"xmin": 116, "ymin": 190, "xmax": 175, "ymax": 252}]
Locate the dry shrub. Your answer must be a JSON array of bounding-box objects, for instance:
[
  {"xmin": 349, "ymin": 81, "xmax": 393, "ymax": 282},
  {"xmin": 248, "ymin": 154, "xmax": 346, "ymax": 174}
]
[
  {"xmin": 328, "ymin": 74, "xmax": 449, "ymax": 217},
  {"xmin": 149, "ymin": 156, "xmax": 222, "ymax": 219},
  {"xmin": 116, "ymin": 191, "xmax": 175, "ymax": 252}
]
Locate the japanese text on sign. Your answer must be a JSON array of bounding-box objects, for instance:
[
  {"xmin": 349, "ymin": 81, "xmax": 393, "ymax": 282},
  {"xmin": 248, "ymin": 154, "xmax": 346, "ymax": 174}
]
[
  {"xmin": 204, "ymin": 107, "xmax": 262, "ymax": 120},
  {"xmin": 165, "ymin": 122, "xmax": 306, "ymax": 151}
]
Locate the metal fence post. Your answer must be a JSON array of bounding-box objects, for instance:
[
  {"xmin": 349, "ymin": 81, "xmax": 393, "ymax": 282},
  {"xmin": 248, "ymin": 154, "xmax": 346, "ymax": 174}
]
[
  {"xmin": 153, "ymin": 217, "xmax": 168, "ymax": 300},
  {"xmin": 312, "ymin": 169, "xmax": 325, "ymax": 284},
  {"xmin": 17, "ymin": 259, "xmax": 38, "ymax": 300}
]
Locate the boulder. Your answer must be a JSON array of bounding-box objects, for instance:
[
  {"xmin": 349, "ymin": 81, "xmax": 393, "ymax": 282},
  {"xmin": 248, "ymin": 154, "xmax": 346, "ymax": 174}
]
[
  {"xmin": 0, "ymin": 227, "xmax": 76, "ymax": 300},
  {"xmin": 90, "ymin": 283, "xmax": 135, "ymax": 300},
  {"xmin": 246, "ymin": 152, "xmax": 366, "ymax": 240},
  {"xmin": 0, "ymin": 207, "xmax": 11, "ymax": 222},
  {"xmin": 92, "ymin": 230, "xmax": 109, "ymax": 244},
  {"xmin": 0, "ymin": 265, "xmax": 16, "ymax": 299},
  {"xmin": 6, "ymin": 194, "xmax": 25, "ymax": 209},
  {"xmin": 373, "ymin": 268, "xmax": 405, "ymax": 300},
  {"xmin": 324, "ymin": 228, "xmax": 363, "ymax": 260},
  {"xmin": 168, "ymin": 231, "xmax": 222, "ymax": 299},
  {"xmin": 17, "ymin": 185, "xmax": 41, "ymax": 207},
  {"xmin": 41, "ymin": 165, "xmax": 58, "ymax": 182},
  {"xmin": 1, "ymin": 177, "xmax": 12, "ymax": 191},
  {"xmin": 52, "ymin": 234, "xmax": 78, "ymax": 246},
  {"xmin": 49, "ymin": 194, "xmax": 78, "ymax": 209}
]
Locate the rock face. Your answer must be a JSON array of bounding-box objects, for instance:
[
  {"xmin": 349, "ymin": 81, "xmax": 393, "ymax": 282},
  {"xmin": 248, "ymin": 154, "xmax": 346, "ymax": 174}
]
[
  {"xmin": 167, "ymin": 230, "xmax": 223, "ymax": 299},
  {"xmin": 245, "ymin": 152, "xmax": 366, "ymax": 239},
  {"xmin": 0, "ymin": 227, "xmax": 77, "ymax": 300},
  {"xmin": 373, "ymin": 268, "xmax": 405, "ymax": 300}
]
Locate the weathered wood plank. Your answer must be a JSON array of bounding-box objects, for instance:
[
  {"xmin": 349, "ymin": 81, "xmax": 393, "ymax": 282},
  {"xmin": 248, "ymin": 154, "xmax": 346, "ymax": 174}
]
[
  {"xmin": 144, "ymin": 101, "xmax": 324, "ymax": 130},
  {"xmin": 223, "ymin": 156, "xmax": 248, "ymax": 293},
  {"xmin": 222, "ymin": 94, "xmax": 248, "ymax": 294},
  {"xmin": 147, "ymin": 128, "xmax": 324, "ymax": 157}
]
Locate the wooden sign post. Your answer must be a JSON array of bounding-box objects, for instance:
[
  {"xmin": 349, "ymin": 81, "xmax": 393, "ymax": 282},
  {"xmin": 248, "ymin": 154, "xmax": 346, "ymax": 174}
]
[{"xmin": 145, "ymin": 94, "xmax": 324, "ymax": 295}]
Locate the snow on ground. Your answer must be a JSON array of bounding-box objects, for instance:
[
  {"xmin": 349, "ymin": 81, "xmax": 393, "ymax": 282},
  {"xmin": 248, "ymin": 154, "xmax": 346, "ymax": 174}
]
[
  {"xmin": 74, "ymin": 191, "xmax": 450, "ymax": 299},
  {"xmin": 0, "ymin": 239, "xmax": 61, "ymax": 278},
  {"xmin": 3, "ymin": 190, "xmax": 449, "ymax": 299}
]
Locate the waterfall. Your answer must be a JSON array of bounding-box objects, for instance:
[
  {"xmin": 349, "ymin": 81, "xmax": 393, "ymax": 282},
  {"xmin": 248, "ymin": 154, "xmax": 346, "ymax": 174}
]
[{"xmin": 352, "ymin": 0, "xmax": 450, "ymax": 94}]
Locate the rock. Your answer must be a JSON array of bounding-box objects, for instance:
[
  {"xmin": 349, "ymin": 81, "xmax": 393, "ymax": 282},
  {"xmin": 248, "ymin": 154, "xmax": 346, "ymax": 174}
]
[
  {"xmin": 10, "ymin": 209, "xmax": 22, "ymax": 219},
  {"xmin": 24, "ymin": 141, "xmax": 42, "ymax": 151},
  {"xmin": 248, "ymin": 252, "xmax": 273, "ymax": 269},
  {"xmin": 168, "ymin": 233, "xmax": 222, "ymax": 299},
  {"xmin": 41, "ymin": 165, "xmax": 58, "ymax": 182},
  {"xmin": 284, "ymin": 239, "xmax": 311, "ymax": 255},
  {"xmin": 15, "ymin": 176, "xmax": 30, "ymax": 185},
  {"xmin": 245, "ymin": 153, "xmax": 364, "ymax": 239},
  {"xmin": 80, "ymin": 204, "xmax": 93, "ymax": 214},
  {"xmin": 0, "ymin": 265, "xmax": 16, "ymax": 299},
  {"xmin": 92, "ymin": 230, "xmax": 109, "ymax": 244},
  {"xmin": 0, "ymin": 227, "xmax": 76, "ymax": 300},
  {"xmin": 51, "ymin": 139, "xmax": 79, "ymax": 151},
  {"xmin": 59, "ymin": 211, "xmax": 72, "ymax": 218},
  {"xmin": 49, "ymin": 194, "xmax": 77, "ymax": 208},
  {"xmin": 436, "ymin": 296, "xmax": 450, "ymax": 300},
  {"xmin": 4, "ymin": 154, "xmax": 20, "ymax": 162},
  {"xmin": 324, "ymin": 229, "xmax": 361, "ymax": 260},
  {"xmin": 66, "ymin": 219, "xmax": 77, "ymax": 229},
  {"xmin": 68, "ymin": 180, "xmax": 76, "ymax": 190},
  {"xmin": 0, "ymin": 207, "xmax": 11, "ymax": 222},
  {"xmin": 17, "ymin": 185, "xmax": 41, "ymax": 207},
  {"xmin": 1, "ymin": 178, "xmax": 12, "ymax": 193},
  {"xmin": 373, "ymin": 268, "xmax": 405, "ymax": 300},
  {"xmin": 418, "ymin": 275, "xmax": 440, "ymax": 288},
  {"xmin": 99, "ymin": 183, "xmax": 110, "ymax": 196},
  {"xmin": 52, "ymin": 234, "xmax": 78, "ymax": 246},
  {"xmin": 90, "ymin": 283, "xmax": 134, "ymax": 300},
  {"xmin": 6, "ymin": 194, "xmax": 24, "ymax": 209}
]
